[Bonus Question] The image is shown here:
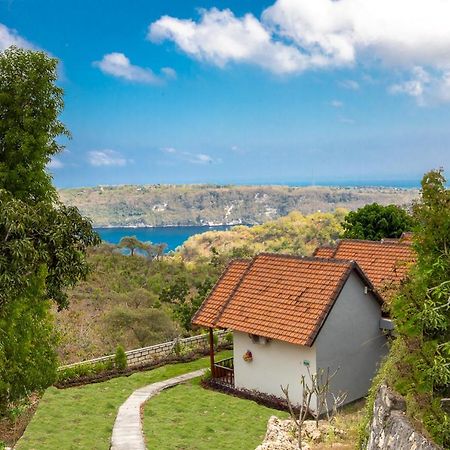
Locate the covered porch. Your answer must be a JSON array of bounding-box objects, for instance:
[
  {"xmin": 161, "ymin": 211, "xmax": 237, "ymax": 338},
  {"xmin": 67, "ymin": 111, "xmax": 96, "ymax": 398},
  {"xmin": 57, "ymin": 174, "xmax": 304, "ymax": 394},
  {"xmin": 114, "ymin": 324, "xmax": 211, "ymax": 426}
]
[{"xmin": 208, "ymin": 328, "xmax": 234, "ymax": 388}]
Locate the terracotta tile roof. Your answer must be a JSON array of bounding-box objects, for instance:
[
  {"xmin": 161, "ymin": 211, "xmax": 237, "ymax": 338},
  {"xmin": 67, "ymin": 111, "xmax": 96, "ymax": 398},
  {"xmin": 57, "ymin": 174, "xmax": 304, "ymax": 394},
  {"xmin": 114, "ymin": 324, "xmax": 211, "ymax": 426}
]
[
  {"xmin": 192, "ymin": 259, "xmax": 250, "ymax": 327},
  {"xmin": 330, "ymin": 240, "xmax": 415, "ymax": 292},
  {"xmin": 312, "ymin": 246, "xmax": 336, "ymax": 258},
  {"xmin": 194, "ymin": 254, "xmax": 381, "ymax": 347}
]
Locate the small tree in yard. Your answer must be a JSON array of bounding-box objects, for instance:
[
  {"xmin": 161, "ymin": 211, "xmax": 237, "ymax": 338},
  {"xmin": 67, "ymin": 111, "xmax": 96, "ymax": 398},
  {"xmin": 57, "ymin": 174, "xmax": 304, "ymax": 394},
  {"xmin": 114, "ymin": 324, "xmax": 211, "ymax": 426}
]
[
  {"xmin": 114, "ymin": 345, "xmax": 127, "ymax": 371},
  {"xmin": 281, "ymin": 367, "xmax": 347, "ymax": 449}
]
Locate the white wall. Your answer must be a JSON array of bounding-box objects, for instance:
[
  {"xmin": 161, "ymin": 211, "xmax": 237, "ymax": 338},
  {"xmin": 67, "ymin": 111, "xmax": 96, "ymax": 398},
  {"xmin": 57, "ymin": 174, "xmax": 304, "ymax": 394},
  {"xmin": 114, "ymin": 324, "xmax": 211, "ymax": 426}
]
[
  {"xmin": 315, "ymin": 271, "xmax": 388, "ymax": 405},
  {"xmin": 233, "ymin": 331, "xmax": 317, "ymax": 405}
]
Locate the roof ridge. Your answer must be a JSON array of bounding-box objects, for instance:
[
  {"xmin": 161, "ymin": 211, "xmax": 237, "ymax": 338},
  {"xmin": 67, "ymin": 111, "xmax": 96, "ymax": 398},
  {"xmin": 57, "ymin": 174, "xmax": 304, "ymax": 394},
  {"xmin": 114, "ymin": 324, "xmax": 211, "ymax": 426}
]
[
  {"xmin": 256, "ymin": 252, "xmax": 354, "ymax": 265},
  {"xmin": 336, "ymin": 238, "xmax": 413, "ymax": 247}
]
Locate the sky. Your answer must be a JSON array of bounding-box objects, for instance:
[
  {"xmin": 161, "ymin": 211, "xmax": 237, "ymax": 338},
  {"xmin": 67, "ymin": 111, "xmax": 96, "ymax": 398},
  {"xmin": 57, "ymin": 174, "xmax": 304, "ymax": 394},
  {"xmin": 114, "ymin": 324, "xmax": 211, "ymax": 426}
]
[{"xmin": 1, "ymin": 0, "xmax": 450, "ymax": 188}]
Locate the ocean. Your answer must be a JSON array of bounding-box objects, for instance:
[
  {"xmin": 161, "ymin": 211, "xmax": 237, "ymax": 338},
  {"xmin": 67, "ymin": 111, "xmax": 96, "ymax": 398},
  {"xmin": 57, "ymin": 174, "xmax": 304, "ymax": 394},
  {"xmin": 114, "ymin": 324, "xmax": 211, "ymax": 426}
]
[{"xmin": 95, "ymin": 225, "xmax": 230, "ymax": 252}]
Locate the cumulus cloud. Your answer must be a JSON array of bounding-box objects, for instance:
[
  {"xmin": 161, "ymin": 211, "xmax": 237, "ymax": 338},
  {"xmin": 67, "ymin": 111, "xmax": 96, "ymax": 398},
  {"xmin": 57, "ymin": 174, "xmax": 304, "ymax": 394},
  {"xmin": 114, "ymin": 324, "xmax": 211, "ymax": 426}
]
[
  {"xmin": 148, "ymin": 0, "xmax": 450, "ymax": 102},
  {"xmin": 390, "ymin": 67, "xmax": 450, "ymax": 105},
  {"xmin": 88, "ymin": 150, "xmax": 130, "ymax": 167},
  {"xmin": 0, "ymin": 23, "xmax": 34, "ymax": 51},
  {"xmin": 149, "ymin": 8, "xmax": 308, "ymax": 74},
  {"xmin": 94, "ymin": 52, "xmax": 175, "ymax": 84}
]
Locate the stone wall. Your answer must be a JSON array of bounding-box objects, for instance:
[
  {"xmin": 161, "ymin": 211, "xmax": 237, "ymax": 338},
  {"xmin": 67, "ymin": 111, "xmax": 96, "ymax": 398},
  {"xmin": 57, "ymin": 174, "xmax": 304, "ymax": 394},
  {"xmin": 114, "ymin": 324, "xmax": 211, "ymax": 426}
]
[
  {"xmin": 59, "ymin": 330, "xmax": 228, "ymax": 370},
  {"xmin": 367, "ymin": 385, "xmax": 442, "ymax": 450}
]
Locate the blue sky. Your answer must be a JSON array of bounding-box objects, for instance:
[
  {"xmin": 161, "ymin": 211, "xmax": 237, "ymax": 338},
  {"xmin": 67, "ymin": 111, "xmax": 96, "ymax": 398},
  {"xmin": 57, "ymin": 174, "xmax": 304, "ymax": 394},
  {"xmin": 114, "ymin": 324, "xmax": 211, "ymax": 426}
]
[{"xmin": 1, "ymin": 0, "xmax": 450, "ymax": 187}]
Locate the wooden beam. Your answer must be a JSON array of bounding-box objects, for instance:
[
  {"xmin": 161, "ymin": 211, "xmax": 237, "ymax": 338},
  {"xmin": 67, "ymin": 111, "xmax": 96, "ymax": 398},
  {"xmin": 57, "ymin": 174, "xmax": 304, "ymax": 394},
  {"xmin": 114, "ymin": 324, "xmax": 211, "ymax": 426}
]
[{"xmin": 209, "ymin": 328, "xmax": 215, "ymax": 377}]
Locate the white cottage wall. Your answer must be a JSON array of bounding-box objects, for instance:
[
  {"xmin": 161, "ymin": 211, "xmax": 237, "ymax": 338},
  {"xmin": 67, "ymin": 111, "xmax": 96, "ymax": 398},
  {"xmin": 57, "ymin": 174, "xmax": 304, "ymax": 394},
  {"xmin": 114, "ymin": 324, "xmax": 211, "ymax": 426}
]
[
  {"xmin": 233, "ymin": 330, "xmax": 316, "ymax": 403},
  {"xmin": 315, "ymin": 271, "xmax": 388, "ymax": 405}
]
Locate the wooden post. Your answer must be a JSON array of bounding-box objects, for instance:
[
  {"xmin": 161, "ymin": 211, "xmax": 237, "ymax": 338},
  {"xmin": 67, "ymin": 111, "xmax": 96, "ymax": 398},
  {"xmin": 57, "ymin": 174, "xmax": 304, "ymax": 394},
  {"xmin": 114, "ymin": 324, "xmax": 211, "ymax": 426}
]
[{"xmin": 209, "ymin": 327, "xmax": 215, "ymax": 378}]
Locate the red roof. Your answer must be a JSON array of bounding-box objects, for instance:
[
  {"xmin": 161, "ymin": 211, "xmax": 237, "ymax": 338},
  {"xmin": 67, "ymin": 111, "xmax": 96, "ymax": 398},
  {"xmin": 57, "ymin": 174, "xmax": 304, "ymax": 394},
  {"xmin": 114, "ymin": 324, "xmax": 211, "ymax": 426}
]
[
  {"xmin": 191, "ymin": 260, "xmax": 250, "ymax": 327},
  {"xmin": 193, "ymin": 254, "xmax": 381, "ymax": 346},
  {"xmin": 316, "ymin": 239, "xmax": 415, "ymax": 292}
]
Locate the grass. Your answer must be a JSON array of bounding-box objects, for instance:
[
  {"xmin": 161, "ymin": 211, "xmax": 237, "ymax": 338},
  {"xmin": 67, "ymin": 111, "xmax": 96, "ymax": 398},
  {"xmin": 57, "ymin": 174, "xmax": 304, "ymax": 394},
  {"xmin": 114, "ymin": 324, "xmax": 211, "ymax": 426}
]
[
  {"xmin": 143, "ymin": 378, "xmax": 289, "ymax": 450},
  {"xmin": 16, "ymin": 350, "xmax": 232, "ymax": 450}
]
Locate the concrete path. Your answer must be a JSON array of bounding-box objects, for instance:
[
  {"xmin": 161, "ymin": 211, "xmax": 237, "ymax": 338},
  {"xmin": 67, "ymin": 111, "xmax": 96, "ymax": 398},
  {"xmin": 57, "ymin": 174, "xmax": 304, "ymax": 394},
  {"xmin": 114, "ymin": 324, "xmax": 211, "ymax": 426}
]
[{"xmin": 110, "ymin": 369, "xmax": 206, "ymax": 450}]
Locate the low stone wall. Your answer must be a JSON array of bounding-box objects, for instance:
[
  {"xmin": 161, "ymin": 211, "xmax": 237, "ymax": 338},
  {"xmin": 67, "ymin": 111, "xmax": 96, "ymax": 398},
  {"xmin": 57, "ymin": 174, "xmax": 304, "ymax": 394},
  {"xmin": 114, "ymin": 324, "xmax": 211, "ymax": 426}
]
[
  {"xmin": 367, "ymin": 385, "xmax": 442, "ymax": 450},
  {"xmin": 59, "ymin": 330, "xmax": 228, "ymax": 370}
]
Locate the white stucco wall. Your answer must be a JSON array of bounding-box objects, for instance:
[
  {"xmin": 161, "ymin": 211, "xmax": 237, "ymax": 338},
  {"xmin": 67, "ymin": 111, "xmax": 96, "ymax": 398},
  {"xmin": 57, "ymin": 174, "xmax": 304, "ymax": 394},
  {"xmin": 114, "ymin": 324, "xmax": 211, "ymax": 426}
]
[
  {"xmin": 233, "ymin": 330, "xmax": 317, "ymax": 405},
  {"xmin": 315, "ymin": 271, "xmax": 388, "ymax": 405}
]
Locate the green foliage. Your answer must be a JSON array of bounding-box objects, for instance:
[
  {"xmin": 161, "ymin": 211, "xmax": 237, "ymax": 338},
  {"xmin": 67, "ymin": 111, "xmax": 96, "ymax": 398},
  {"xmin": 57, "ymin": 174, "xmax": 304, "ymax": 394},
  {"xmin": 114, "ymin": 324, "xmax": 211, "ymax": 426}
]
[
  {"xmin": 0, "ymin": 47, "xmax": 69, "ymax": 203},
  {"xmin": 114, "ymin": 345, "xmax": 127, "ymax": 371},
  {"xmin": 0, "ymin": 47, "xmax": 99, "ymax": 414},
  {"xmin": 181, "ymin": 210, "xmax": 347, "ymax": 261},
  {"xmin": 341, "ymin": 203, "xmax": 414, "ymax": 241},
  {"xmin": 364, "ymin": 170, "xmax": 450, "ymax": 447},
  {"xmin": 106, "ymin": 306, "xmax": 177, "ymax": 348},
  {"xmin": 0, "ymin": 268, "xmax": 58, "ymax": 414},
  {"xmin": 56, "ymin": 360, "xmax": 114, "ymax": 384},
  {"xmin": 57, "ymin": 247, "xmax": 221, "ymax": 363}
]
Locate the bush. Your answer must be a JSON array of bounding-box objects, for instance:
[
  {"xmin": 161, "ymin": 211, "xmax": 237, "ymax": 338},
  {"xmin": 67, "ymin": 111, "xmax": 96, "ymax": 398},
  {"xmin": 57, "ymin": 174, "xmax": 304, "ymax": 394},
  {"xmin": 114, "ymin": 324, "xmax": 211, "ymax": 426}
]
[
  {"xmin": 114, "ymin": 345, "xmax": 128, "ymax": 371},
  {"xmin": 224, "ymin": 331, "xmax": 233, "ymax": 345},
  {"xmin": 56, "ymin": 360, "xmax": 114, "ymax": 384}
]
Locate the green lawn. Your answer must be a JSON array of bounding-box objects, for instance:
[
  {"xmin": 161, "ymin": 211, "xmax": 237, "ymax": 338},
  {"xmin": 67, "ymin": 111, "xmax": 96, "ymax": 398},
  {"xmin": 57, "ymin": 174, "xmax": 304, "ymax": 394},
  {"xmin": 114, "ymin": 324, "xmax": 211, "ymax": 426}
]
[
  {"xmin": 143, "ymin": 378, "xmax": 288, "ymax": 450},
  {"xmin": 16, "ymin": 351, "xmax": 232, "ymax": 450}
]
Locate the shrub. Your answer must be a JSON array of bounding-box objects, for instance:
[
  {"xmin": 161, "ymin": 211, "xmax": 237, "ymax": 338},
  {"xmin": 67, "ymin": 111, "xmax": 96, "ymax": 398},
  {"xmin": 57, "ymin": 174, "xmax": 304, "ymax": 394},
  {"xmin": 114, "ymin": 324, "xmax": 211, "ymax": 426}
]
[
  {"xmin": 56, "ymin": 360, "xmax": 114, "ymax": 384},
  {"xmin": 213, "ymin": 333, "xmax": 219, "ymax": 349},
  {"xmin": 224, "ymin": 331, "xmax": 233, "ymax": 345},
  {"xmin": 114, "ymin": 345, "xmax": 128, "ymax": 371}
]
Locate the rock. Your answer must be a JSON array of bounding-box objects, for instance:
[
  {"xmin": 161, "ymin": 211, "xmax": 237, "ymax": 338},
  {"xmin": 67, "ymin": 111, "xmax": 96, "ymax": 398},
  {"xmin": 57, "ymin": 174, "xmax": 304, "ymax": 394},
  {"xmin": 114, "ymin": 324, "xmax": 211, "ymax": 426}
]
[
  {"xmin": 255, "ymin": 416, "xmax": 346, "ymax": 450},
  {"xmin": 366, "ymin": 385, "xmax": 442, "ymax": 450}
]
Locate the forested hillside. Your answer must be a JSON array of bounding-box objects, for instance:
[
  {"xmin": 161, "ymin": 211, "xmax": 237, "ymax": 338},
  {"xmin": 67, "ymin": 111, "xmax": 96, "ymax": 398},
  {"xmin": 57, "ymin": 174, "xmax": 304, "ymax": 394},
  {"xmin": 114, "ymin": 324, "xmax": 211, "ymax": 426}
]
[
  {"xmin": 57, "ymin": 210, "xmax": 345, "ymax": 363},
  {"xmin": 59, "ymin": 184, "xmax": 418, "ymax": 227}
]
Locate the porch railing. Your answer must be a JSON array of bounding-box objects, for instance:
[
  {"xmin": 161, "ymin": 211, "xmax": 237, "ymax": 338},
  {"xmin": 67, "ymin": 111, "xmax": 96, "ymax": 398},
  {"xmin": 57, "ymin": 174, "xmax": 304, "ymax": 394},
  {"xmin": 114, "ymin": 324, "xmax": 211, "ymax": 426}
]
[{"xmin": 213, "ymin": 357, "xmax": 234, "ymax": 387}]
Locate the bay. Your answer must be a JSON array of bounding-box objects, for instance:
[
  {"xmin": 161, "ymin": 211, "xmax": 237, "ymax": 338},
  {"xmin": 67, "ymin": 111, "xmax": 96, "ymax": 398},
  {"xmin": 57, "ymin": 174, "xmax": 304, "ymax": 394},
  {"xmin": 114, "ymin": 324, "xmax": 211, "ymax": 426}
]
[{"xmin": 95, "ymin": 225, "xmax": 230, "ymax": 252}]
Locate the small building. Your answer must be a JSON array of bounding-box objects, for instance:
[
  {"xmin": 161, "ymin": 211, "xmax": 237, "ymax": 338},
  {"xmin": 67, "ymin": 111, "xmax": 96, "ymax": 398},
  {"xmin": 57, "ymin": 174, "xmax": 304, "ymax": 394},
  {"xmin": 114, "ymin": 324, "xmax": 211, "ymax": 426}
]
[
  {"xmin": 193, "ymin": 239, "xmax": 414, "ymax": 408},
  {"xmin": 193, "ymin": 253, "xmax": 390, "ymax": 408}
]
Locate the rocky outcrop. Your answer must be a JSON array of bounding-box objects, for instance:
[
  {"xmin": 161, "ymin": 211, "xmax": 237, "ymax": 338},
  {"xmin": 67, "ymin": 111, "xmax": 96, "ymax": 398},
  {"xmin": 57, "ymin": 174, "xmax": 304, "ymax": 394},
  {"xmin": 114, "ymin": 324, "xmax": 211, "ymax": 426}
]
[
  {"xmin": 255, "ymin": 416, "xmax": 345, "ymax": 450},
  {"xmin": 367, "ymin": 385, "xmax": 442, "ymax": 450}
]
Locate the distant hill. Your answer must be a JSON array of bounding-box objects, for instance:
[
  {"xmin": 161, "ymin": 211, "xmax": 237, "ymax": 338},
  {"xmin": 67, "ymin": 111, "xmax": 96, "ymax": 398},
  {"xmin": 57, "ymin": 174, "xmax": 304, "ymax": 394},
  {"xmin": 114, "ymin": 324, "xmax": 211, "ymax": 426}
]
[{"xmin": 59, "ymin": 184, "xmax": 419, "ymax": 228}]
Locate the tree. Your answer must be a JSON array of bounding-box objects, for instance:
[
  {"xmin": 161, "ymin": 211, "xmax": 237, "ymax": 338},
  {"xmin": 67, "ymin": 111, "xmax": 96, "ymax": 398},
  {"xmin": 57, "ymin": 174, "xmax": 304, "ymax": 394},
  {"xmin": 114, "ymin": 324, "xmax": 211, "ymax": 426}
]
[
  {"xmin": 0, "ymin": 47, "xmax": 99, "ymax": 411},
  {"xmin": 387, "ymin": 169, "xmax": 450, "ymax": 447},
  {"xmin": 341, "ymin": 203, "xmax": 414, "ymax": 241},
  {"xmin": 0, "ymin": 46, "xmax": 69, "ymax": 204},
  {"xmin": 0, "ymin": 268, "xmax": 58, "ymax": 412},
  {"xmin": 118, "ymin": 236, "xmax": 144, "ymax": 256}
]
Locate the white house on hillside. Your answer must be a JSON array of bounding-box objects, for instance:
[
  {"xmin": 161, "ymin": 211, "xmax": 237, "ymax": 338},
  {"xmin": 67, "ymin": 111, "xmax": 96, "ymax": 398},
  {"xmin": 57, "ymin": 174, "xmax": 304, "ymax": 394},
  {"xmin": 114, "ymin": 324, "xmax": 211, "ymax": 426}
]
[
  {"xmin": 193, "ymin": 253, "xmax": 391, "ymax": 408},
  {"xmin": 193, "ymin": 239, "xmax": 415, "ymax": 408}
]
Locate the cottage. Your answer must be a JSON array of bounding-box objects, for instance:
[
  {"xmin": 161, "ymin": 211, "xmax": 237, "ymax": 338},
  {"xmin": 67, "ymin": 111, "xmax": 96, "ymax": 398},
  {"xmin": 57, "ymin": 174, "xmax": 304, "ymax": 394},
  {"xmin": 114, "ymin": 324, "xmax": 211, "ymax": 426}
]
[{"xmin": 193, "ymin": 240, "xmax": 414, "ymax": 408}]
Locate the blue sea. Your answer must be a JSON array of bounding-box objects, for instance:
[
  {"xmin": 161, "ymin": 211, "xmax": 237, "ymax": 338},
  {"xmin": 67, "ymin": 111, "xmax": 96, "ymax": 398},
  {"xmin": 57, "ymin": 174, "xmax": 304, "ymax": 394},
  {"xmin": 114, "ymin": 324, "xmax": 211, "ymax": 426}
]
[{"xmin": 95, "ymin": 225, "xmax": 230, "ymax": 252}]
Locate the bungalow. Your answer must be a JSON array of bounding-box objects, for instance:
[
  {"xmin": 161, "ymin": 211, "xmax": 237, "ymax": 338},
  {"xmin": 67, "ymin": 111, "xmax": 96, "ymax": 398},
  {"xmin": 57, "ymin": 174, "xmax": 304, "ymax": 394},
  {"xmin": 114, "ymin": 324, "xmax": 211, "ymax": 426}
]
[{"xmin": 192, "ymin": 239, "xmax": 414, "ymax": 408}]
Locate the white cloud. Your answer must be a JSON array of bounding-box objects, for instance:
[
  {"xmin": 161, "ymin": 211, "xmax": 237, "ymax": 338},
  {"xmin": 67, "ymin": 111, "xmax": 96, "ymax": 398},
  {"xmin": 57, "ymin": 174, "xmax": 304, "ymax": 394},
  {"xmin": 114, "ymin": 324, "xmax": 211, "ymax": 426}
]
[
  {"xmin": 88, "ymin": 150, "xmax": 130, "ymax": 167},
  {"xmin": 0, "ymin": 23, "xmax": 33, "ymax": 51},
  {"xmin": 148, "ymin": 0, "xmax": 450, "ymax": 102},
  {"xmin": 161, "ymin": 146, "xmax": 177, "ymax": 154},
  {"xmin": 149, "ymin": 8, "xmax": 308, "ymax": 74},
  {"xmin": 339, "ymin": 79, "xmax": 360, "ymax": 90},
  {"xmin": 390, "ymin": 67, "xmax": 450, "ymax": 105},
  {"xmin": 47, "ymin": 157, "xmax": 64, "ymax": 169},
  {"xmin": 160, "ymin": 147, "xmax": 220, "ymax": 165},
  {"xmin": 94, "ymin": 52, "xmax": 175, "ymax": 85},
  {"xmin": 330, "ymin": 100, "xmax": 343, "ymax": 108},
  {"xmin": 161, "ymin": 67, "xmax": 177, "ymax": 79}
]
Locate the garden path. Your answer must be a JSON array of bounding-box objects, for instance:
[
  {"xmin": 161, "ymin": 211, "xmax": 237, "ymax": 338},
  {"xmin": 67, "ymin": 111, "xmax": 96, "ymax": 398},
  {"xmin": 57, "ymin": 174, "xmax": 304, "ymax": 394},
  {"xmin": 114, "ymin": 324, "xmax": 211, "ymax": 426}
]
[{"xmin": 110, "ymin": 369, "xmax": 206, "ymax": 450}]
